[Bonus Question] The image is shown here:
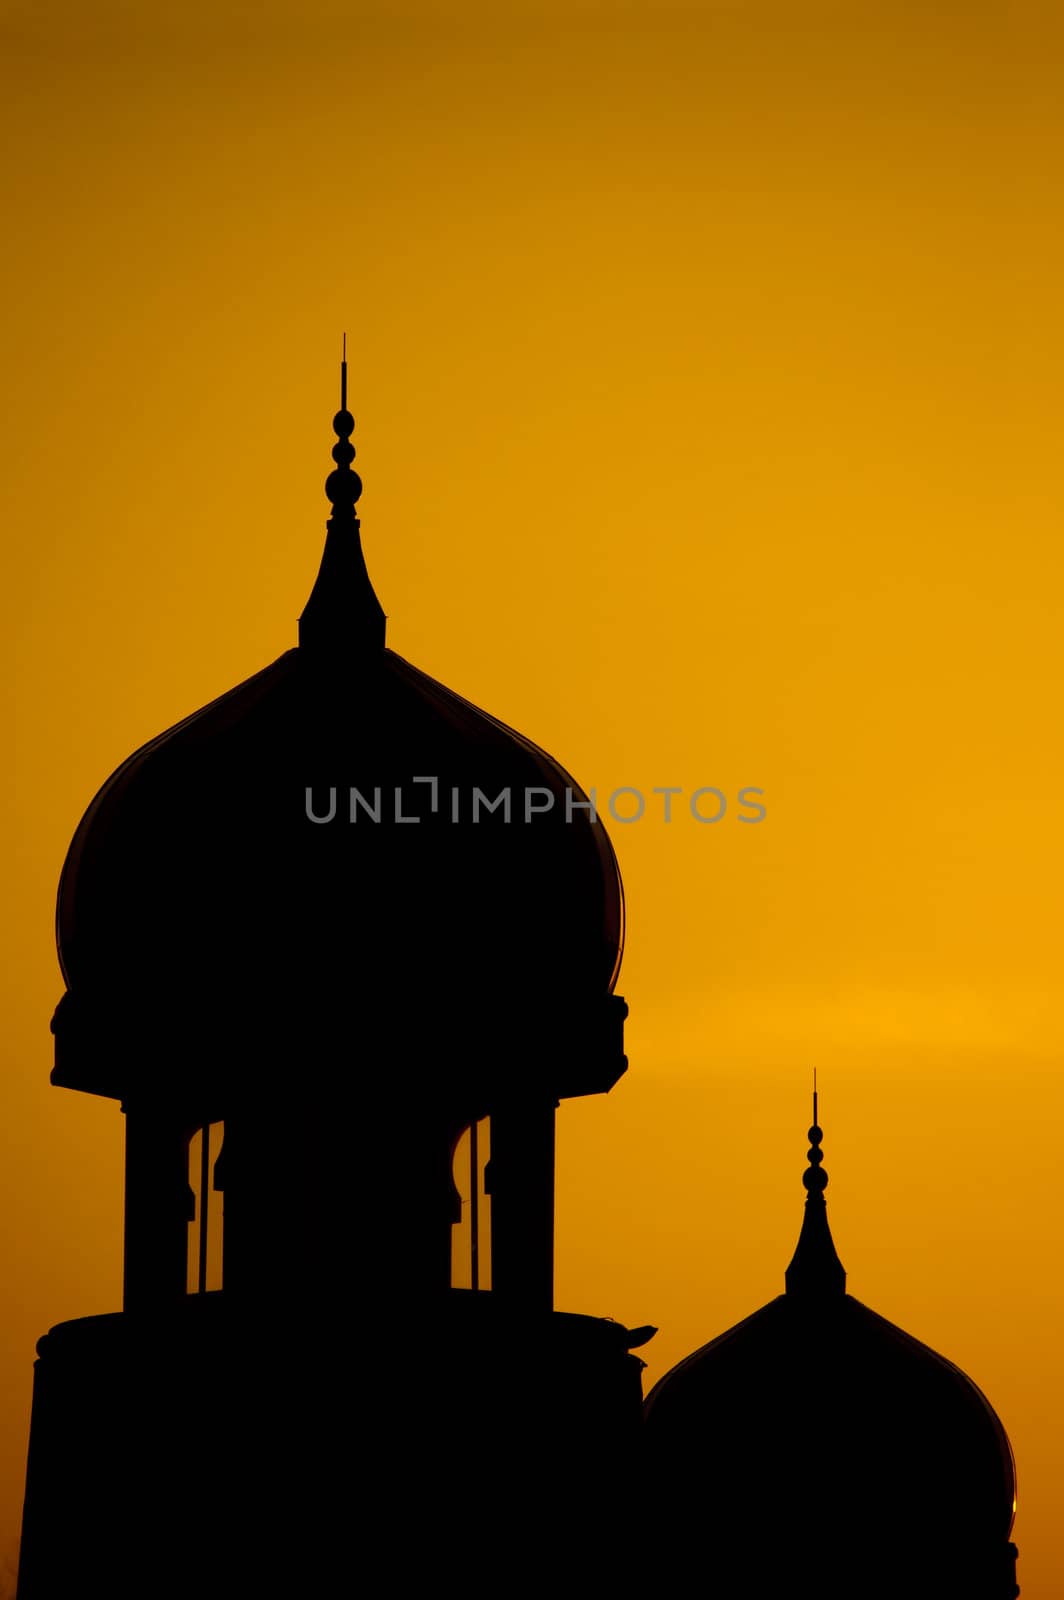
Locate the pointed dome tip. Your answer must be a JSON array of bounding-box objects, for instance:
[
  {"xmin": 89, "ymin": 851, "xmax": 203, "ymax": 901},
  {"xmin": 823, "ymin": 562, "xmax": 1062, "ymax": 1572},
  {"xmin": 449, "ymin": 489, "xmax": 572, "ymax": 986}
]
[
  {"xmin": 298, "ymin": 355, "xmax": 385, "ymax": 652},
  {"xmin": 784, "ymin": 1080, "xmax": 847, "ymax": 1297}
]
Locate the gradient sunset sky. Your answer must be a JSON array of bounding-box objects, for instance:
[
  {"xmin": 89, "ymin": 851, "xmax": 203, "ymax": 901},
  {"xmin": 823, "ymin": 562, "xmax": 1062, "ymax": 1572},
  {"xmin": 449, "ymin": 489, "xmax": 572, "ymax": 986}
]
[{"xmin": 4, "ymin": 1, "xmax": 1064, "ymax": 1590}]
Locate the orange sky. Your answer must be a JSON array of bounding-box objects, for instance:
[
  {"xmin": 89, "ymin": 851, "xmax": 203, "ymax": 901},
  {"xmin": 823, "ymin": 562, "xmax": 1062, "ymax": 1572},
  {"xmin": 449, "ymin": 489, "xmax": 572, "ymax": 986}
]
[{"xmin": 3, "ymin": 1, "xmax": 1064, "ymax": 1589}]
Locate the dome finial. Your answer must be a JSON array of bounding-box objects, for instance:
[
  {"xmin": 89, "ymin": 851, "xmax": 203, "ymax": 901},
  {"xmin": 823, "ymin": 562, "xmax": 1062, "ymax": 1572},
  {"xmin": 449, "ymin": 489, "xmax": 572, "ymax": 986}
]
[
  {"xmin": 298, "ymin": 339, "xmax": 386, "ymax": 651},
  {"xmin": 324, "ymin": 331, "xmax": 362, "ymax": 516},
  {"xmin": 784, "ymin": 1072, "xmax": 847, "ymax": 1297}
]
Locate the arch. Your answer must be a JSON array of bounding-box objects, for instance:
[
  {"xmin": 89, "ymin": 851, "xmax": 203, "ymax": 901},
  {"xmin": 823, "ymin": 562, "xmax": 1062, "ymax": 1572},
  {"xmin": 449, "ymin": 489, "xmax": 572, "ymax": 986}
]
[
  {"xmin": 450, "ymin": 1118, "xmax": 492, "ymax": 1291},
  {"xmin": 187, "ymin": 1121, "xmax": 225, "ymax": 1294}
]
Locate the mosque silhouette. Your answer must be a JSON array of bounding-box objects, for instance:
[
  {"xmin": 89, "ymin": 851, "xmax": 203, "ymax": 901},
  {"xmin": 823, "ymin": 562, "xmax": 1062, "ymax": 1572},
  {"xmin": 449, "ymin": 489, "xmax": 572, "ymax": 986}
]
[{"xmin": 16, "ymin": 364, "xmax": 1020, "ymax": 1598}]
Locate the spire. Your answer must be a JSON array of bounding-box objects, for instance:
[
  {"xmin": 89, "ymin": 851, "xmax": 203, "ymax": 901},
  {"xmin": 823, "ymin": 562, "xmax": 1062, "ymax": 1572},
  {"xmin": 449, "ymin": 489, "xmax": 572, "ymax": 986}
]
[
  {"xmin": 784, "ymin": 1074, "xmax": 847, "ymax": 1297},
  {"xmin": 298, "ymin": 337, "xmax": 387, "ymax": 652}
]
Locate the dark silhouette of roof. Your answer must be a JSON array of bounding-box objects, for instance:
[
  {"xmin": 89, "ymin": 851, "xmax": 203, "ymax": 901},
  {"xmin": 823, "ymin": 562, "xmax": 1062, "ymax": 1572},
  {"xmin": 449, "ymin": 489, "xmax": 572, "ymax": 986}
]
[
  {"xmin": 51, "ymin": 360, "xmax": 624, "ymax": 1103},
  {"xmin": 643, "ymin": 1095, "xmax": 1019, "ymax": 1598},
  {"xmin": 21, "ymin": 357, "xmax": 1022, "ymax": 1600}
]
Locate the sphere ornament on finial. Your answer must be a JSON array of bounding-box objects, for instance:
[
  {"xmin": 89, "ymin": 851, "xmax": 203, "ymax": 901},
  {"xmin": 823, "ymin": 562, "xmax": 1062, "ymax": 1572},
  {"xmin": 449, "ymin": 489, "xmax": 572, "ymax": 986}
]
[
  {"xmin": 802, "ymin": 1120, "xmax": 828, "ymax": 1194},
  {"xmin": 326, "ymin": 340, "xmax": 362, "ymax": 514}
]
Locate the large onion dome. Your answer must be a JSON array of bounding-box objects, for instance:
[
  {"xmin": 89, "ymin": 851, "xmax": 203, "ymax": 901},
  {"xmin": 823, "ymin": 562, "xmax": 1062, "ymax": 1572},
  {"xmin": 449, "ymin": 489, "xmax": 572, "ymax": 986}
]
[
  {"xmin": 643, "ymin": 1096, "xmax": 1019, "ymax": 1600},
  {"xmin": 52, "ymin": 362, "xmax": 626, "ymax": 1111}
]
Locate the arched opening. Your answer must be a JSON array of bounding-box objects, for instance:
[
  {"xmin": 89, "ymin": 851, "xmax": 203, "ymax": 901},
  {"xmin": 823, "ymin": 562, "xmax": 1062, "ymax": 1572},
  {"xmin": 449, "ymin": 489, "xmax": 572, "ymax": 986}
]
[
  {"xmin": 450, "ymin": 1117, "xmax": 492, "ymax": 1291},
  {"xmin": 187, "ymin": 1121, "xmax": 225, "ymax": 1294}
]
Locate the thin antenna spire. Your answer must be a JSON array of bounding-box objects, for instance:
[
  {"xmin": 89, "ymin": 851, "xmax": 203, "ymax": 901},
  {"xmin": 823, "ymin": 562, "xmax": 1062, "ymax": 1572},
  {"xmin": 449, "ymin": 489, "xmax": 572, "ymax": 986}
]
[
  {"xmin": 813, "ymin": 1066, "xmax": 818, "ymax": 1130},
  {"xmin": 341, "ymin": 332, "xmax": 348, "ymax": 411}
]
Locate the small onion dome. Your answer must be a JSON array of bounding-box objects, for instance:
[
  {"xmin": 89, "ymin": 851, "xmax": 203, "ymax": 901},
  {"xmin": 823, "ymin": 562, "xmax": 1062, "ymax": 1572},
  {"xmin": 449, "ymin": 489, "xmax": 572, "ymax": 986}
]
[
  {"xmin": 52, "ymin": 377, "xmax": 625, "ymax": 1108},
  {"xmin": 642, "ymin": 1106, "xmax": 1019, "ymax": 1600}
]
